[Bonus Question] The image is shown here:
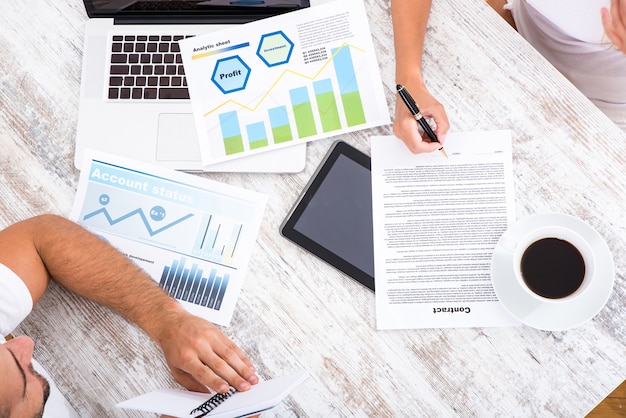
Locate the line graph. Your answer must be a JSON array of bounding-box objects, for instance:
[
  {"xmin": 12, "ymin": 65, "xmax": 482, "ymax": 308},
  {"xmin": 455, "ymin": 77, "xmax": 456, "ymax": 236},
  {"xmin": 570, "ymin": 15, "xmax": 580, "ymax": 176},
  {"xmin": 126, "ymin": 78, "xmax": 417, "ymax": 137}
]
[{"xmin": 83, "ymin": 207, "xmax": 194, "ymax": 237}]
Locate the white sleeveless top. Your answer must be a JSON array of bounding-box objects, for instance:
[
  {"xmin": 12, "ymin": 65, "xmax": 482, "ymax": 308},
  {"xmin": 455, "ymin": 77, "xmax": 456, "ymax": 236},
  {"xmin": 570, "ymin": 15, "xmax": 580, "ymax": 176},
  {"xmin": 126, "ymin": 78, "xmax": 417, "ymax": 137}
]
[
  {"xmin": 507, "ymin": 0, "xmax": 626, "ymax": 130},
  {"xmin": 526, "ymin": 0, "xmax": 610, "ymax": 43}
]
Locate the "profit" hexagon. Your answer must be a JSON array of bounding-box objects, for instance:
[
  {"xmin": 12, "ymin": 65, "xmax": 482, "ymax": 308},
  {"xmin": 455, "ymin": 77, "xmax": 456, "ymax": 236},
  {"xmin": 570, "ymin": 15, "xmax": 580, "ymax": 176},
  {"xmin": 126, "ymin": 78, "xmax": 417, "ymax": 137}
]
[{"xmin": 211, "ymin": 56, "xmax": 251, "ymax": 94}]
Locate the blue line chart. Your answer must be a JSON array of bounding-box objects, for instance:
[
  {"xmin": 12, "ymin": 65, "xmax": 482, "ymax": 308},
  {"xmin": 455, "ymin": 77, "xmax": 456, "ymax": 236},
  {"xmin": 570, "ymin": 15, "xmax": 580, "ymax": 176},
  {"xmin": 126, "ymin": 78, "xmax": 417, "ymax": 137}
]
[{"xmin": 82, "ymin": 208, "xmax": 194, "ymax": 236}]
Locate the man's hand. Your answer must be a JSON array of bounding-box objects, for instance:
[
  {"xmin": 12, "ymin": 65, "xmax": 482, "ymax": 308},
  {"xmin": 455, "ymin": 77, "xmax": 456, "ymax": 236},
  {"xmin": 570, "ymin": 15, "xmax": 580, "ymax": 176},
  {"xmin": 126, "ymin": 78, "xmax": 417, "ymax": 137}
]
[
  {"xmin": 393, "ymin": 85, "xmax": 449, "ymax": 154},
  {"xmin": 154, "ymin": 306, "xmax": 259, "ymax": 394},
  {"xmin": 602, "ymin": 0, "xmax": 626, "ymax": 54}
]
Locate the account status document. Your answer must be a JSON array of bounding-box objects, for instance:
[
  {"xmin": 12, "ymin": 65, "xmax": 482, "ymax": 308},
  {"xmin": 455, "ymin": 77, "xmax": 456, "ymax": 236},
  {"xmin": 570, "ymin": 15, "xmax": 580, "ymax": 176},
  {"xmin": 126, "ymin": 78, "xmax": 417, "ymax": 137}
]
[
  {"xmin": 70, "ymin": 150, "xmax": 267, "ymax": 326},
  {"xmin": 371, "ymin": 132, "xmax": 520, "ymax": 329}
]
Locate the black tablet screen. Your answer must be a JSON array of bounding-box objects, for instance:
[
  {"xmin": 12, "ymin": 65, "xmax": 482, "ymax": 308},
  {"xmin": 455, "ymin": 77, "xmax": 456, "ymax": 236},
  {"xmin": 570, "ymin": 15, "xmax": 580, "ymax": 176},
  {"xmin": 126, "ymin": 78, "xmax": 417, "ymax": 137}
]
[
  {"xmin": 293, "ymin": 154, "xmax": 374, "ymax": 276},
  {"xmin": 281, "ymin": 141, "xmax": 374, "ymax": 291}
]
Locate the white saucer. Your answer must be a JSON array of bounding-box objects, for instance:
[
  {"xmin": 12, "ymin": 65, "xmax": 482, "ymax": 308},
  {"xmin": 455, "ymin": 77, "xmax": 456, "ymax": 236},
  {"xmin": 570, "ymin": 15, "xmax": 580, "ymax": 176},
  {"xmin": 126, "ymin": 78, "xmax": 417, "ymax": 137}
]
[{"xmin": 491, "ymin": 213, "xmax": 614, "ymax": 331}]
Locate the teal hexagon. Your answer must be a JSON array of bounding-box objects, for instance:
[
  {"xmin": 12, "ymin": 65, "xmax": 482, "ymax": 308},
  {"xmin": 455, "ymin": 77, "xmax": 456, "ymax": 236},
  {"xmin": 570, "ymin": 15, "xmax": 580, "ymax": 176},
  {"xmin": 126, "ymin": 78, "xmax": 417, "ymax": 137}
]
[{"xmin": 256, "ymin": 31, "xmax": 294, "ymax": 67}]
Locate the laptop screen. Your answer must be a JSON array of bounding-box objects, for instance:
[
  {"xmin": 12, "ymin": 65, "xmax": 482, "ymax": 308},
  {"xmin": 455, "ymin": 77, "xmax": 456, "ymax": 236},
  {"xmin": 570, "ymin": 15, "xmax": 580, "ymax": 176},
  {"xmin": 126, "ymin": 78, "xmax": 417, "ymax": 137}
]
[{"xmin": 84, "ymin": 0, "xmax": 310, "ymax": 22}]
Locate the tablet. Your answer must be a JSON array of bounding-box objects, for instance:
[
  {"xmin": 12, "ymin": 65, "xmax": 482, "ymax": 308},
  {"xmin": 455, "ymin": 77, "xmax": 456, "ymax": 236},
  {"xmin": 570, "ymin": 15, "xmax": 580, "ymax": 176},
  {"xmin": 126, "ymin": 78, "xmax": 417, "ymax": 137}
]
[{"xmin": 280, "ymin": 141, "xmax": 374, "ymax": 291}]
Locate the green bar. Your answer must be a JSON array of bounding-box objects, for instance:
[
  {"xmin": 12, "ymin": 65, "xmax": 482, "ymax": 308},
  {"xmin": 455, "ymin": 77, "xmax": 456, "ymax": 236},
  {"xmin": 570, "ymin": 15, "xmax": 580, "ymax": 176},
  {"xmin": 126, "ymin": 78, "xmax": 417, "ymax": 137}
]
[
  {"xmin": 316, "ymin": 91, "xmax": 342, "ymax": 132},
  {"xmin": 224, "ymin": 135, "xmax": 244, "ymax": 155},
  {"xmin": 272, "ymin": 125, "xmax": 293, "ymax": 143},
  {"xmin": 341, "ymin": 91, "xmax": 366, "ymax": 126},
  {"xmin": 249, "ymin": 139, "xmax": 268, "ymax": 149},
  {"xmin": 292, "ymin": 102, "xmax": 317, "ymax": 138}
]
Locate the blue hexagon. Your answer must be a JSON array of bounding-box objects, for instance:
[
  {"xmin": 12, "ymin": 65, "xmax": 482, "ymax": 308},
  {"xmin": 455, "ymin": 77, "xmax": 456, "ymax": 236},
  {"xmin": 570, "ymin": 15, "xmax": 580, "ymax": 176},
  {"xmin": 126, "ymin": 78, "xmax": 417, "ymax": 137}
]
[
  {"xmin": 256, "ymin": 31, "xmax": 294, "ymax": 67},
  {"xmin": 211, "ymin": 55, "xmax": 251, "ymax": 94}
]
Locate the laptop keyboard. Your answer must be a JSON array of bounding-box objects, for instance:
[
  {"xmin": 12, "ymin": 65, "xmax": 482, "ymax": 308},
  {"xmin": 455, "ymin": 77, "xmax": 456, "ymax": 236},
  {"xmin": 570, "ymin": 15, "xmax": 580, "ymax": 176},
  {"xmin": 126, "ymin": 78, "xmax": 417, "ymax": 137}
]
[{"xmin": 108, "ymin": 34, "xmax": 193, "ymax": 100}]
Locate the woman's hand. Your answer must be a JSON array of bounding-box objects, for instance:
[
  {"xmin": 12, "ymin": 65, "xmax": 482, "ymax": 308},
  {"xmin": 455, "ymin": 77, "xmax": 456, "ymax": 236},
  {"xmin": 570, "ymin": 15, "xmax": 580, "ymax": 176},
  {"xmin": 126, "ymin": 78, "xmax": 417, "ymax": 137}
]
[
  {"xmin": 602, "ymin": 0, "xmax": 626, "ymax": 54},
  {"xmin": 393, "ymin": 85, "xmax": 449, "ymax": 153}
]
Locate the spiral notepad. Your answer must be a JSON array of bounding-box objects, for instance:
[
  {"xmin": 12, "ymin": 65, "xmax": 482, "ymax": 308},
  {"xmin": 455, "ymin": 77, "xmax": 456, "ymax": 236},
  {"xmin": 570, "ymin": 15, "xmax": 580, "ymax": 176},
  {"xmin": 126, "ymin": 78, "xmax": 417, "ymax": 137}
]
[
  {"xmin": 190, "ymin": 387, "xmax": 236, "ymax": 418},
  {"xmin": 117, "ymin": 371, "xmax": 309, "ymax": 417}
]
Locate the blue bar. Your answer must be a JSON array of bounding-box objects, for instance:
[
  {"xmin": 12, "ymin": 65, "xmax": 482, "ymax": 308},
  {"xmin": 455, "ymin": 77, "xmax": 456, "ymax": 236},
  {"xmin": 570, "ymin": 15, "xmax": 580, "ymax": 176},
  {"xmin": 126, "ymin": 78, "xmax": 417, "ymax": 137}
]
[
  {"xmin": 208, "ymin": 276, "xmax": 222, "ymax": 309},
  {"xmin": 219, "ymin": 111, "xmax": 241, "ymax": 138},
  {"xmin": 313, "ymin": 78, "xmax": 333, "ymax": 95},
  {"xmin": 194, "ymin": 277, "xmax": 207, "ymax": 305},
  {"xmin": 246, "ymin": 122, "xmax": 267, "ymax": 144},
  {"xmin": 289, "ymin": 86, "xmax": 310, "ymax": 106},
  {"xmin": 159, "ymin": 265, "xmax": 170, "ymax": 288},
  {"xmin": 181, "ymin": 268, "xmax": 193, "ymax": 301},
  {"xmin": 201, "ymin": 269, "xmax": 217, "ymax": 307},
  {"xmin": 268, "ymin": 106, "xmax": 289, "ymax": 128},
  {"xmin": 214, "ymin": 274, "xmax": 230, "ymax": 311},
  {"xmin": 331, "ymin": 47, "xmax": 358, "ymax": 94},
  {"xmin": 186, "ymin": 266, "xmax": 201, "ymax": 303},
  {"xmin": 173, "ymin": 258, "xmax": 188, "ymax": 299},
  {"xmin": 168, "ymin": 258, "xmax": 182, "ymax": 295}
]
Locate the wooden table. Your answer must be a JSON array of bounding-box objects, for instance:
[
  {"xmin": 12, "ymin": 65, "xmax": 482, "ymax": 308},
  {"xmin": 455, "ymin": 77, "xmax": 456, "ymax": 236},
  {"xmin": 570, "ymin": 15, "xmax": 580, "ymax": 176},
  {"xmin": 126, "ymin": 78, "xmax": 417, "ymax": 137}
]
[
  {"xmin": 587, "ymin": 380, "xmax": 626, "ymax": 417},
  {"xmin": 2, "ymin": 0, "xmax": 626, "ymax": 416}
]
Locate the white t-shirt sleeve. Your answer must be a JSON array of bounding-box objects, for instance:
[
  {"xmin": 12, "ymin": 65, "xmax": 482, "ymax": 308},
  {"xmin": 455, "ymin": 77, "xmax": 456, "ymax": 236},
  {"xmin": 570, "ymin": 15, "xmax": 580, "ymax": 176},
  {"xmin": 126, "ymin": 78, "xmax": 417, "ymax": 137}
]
[
  {"xmin": 0, "ymin": 263, "xmax": 33, "ymax": 336},
  {"xmin": 0, "ymin": 264, "xmax": 79, "ymax": 417}
]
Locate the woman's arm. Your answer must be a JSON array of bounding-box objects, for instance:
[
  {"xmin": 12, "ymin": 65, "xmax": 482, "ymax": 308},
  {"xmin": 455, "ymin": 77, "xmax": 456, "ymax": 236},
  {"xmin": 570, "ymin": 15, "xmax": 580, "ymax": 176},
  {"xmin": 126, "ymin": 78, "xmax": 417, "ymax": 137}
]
[{"xmin": 391, "ymin": 0, "xmax": 450, "ymax": 153}]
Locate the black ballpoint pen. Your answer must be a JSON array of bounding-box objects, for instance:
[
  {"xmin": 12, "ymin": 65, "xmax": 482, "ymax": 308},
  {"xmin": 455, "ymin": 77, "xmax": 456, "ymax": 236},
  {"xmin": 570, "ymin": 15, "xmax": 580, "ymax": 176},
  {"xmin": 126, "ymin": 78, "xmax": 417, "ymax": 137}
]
[{"xmin": 396, "ymin": 84, "xmax": 448, "ymax": 158}]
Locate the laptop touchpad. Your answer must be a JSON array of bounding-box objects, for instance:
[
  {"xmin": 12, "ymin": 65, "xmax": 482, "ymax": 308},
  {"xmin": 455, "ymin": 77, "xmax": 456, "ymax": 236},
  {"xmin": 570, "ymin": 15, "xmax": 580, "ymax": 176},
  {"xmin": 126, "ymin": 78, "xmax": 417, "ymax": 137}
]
[{"xmin": 156, "ymin": 113, "xmax": 201, "ymax": 162}]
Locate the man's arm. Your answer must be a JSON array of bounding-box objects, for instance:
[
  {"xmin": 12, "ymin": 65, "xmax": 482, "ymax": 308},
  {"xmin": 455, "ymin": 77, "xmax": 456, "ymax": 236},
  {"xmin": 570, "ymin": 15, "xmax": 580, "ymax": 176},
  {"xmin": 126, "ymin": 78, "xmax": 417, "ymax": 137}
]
[
  {"xmin": 0, "ymin": 214, "xmax": 258, "ymax": 393},
  {"xmin": 391, "ymin": 0, "xmax": 449, "ymax": 153}
]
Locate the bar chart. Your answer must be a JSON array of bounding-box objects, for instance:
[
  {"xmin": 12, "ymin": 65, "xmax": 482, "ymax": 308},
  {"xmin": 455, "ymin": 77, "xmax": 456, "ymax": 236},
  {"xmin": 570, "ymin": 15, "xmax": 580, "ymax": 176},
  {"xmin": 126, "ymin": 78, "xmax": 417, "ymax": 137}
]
[
  {"xmin": 159, "ymin": 257, "xmax": 231, "ymax": 311},
  {"xmin": 192, "ymin": 213, "xmax": 243, "ymax": 266},
  {"xmin": 209, "ymin": 43, "xmax": 371, "ymax": 157}
]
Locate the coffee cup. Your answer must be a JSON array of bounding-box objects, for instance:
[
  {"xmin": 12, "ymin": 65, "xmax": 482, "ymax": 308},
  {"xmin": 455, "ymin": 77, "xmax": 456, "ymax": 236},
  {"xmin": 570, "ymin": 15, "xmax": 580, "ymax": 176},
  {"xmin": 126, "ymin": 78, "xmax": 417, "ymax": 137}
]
[{"xmin": 513, "ymin": 225, "xmax": 595, "ymax": 303}]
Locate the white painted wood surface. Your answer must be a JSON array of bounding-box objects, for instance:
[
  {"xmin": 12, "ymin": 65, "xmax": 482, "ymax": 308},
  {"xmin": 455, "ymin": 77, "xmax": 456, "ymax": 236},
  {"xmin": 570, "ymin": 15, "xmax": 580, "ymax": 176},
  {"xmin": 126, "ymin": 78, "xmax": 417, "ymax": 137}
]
[{"xmin": 2, "ymin": 0, "xmax": 625, "ymax": 416}]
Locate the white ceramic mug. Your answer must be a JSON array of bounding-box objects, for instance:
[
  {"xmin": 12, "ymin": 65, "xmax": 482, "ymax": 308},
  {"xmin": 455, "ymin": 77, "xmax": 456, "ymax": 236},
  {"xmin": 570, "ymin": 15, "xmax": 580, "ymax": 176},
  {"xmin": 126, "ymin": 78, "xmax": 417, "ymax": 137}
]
[{"xmin": 512, "ymin": 225, "xmax": 595, "ymax": 303}]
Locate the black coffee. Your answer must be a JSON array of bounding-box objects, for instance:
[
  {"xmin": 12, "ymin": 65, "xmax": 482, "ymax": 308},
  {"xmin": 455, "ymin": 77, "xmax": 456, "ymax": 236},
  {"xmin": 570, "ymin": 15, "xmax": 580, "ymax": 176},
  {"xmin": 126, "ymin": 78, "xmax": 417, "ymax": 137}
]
[{"xmin": 520, "ymin": 237, "xmax": 585, "ymax": 299}]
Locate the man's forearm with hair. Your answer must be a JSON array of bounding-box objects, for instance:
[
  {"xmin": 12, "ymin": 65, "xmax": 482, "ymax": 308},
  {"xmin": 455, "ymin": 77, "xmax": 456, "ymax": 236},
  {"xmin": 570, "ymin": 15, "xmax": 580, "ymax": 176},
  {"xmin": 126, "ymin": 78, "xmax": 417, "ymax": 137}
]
[
  {"xmin": 30, "ymin": 215, "xmax": 181, "ymax": 341},
  {"xmin": 0, "ymin": 215, "xmax": 258, "ymax": 393}
]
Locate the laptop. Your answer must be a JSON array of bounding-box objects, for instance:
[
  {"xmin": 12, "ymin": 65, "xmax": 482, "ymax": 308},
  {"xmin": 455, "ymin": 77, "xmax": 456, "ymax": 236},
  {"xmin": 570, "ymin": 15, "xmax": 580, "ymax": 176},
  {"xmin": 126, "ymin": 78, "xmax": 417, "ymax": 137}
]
[{"xmin": 75, "ymin": 0, "xmax": 310, "ymax": 172}]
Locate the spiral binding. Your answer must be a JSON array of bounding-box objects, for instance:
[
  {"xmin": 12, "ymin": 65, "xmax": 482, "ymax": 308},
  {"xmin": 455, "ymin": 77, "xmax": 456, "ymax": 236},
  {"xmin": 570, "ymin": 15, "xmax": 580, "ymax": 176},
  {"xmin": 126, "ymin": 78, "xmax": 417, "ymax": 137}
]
[{"xmin": 190, "ymin": 387, "xmax": 236, "ymax": 418}]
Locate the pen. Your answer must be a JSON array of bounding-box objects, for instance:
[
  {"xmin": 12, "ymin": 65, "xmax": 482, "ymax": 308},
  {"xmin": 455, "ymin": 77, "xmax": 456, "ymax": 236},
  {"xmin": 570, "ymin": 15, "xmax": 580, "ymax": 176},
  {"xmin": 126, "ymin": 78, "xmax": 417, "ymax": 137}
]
[{"xmin": 396, "ymin": 84, "xmax": 448, "ymax": 158}]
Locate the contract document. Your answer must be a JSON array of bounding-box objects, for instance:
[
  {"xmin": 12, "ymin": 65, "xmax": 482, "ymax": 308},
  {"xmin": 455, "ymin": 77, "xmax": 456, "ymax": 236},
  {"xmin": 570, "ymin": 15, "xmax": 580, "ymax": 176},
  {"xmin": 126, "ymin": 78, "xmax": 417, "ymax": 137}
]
[{"xmin": 371, "ymin": 131, "xmax": 520, "ymax": 329}]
